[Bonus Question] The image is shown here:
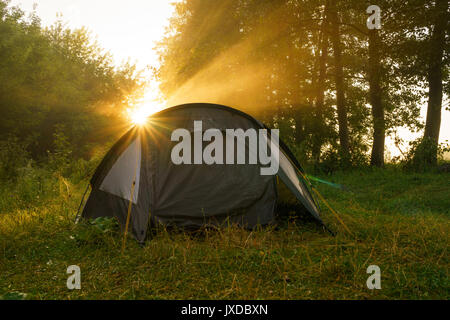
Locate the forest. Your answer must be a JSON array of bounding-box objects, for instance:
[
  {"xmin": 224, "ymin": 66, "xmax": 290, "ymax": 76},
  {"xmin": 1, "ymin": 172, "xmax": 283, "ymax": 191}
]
[
  {"xmin": 155, "ymin": 0, "xmax": 449, "ymax": 170},
  {"xmin": 0, "ymin": 0, "xmax": 448, "ymax": 300},
  {"xmin": 1, "ymin": 0, "xmax": 449, "ymax": 176}
]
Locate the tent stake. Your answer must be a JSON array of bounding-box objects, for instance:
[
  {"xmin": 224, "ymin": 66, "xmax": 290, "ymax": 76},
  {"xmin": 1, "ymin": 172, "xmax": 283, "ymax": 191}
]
[{"xmin": 122, "ymin": 179, "xmax": 137, "ymax": 253}]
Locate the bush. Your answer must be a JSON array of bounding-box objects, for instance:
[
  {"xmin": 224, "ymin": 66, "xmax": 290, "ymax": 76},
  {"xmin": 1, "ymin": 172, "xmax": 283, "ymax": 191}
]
[
  {"xmin": 403, "ymin": 138, "xmax": 450, "ymax": 171},
  {"xmin": 47, "ymin": 125, "xmax": 72, "ymax": 176},
  {"xmin": 0, "ymin": 136, "xmax": 31, "ymax": 181},
  {"xmin": 73, "ymin": 217, "xmax": 120, "ymax": 246}
]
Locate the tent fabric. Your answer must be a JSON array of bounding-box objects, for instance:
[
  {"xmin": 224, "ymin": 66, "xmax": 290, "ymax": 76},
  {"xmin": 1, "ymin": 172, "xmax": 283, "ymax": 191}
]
[
  {"xmin": 99, "ymin": 137, "xmax": 141, "ymax": 204},
  {"xmin": 277, "ymin": 145, "xmax": 321, "ymax": 221},
  {"xmin": 81, "ymin": 103, "xmax": 324, "ymax": 243}
]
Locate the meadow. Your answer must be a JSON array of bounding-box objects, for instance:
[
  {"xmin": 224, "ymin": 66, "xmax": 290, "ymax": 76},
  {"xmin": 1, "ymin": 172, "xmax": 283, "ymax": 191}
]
[
  {"xmin": 0, "ymin": 162, "xmax": 448, "ymax": 300},
  {"xmin": 1, "ymin": 0, "xmax": 448, "ymax": 302}
]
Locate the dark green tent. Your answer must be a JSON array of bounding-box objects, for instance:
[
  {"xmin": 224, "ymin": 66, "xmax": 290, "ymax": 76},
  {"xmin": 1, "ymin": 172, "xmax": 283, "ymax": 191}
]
[{"xmin": 80, "ymin": 103, "xmax": 325, "ymax": 243}]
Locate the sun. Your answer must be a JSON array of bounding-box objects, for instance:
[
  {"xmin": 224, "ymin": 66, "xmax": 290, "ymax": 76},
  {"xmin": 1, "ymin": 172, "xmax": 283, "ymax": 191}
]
[
  {"xmin": 129, "ymin": 86, "xmax": 168, "ymax": 125},
  {"xmin": 130, "ymin": 107, "xmax": 150, "ymax": 125},
  {"xmin": 129, "ymin": 103, "xmax": 166, "ymax": 125}
]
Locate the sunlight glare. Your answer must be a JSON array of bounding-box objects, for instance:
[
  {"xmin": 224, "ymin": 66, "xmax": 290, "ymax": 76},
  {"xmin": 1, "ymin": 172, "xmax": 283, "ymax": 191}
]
[
  {"xmin": 130, "ymin": 86, "xmax": 168, "ymax": 125},
  {"xmin": 129, "ymin": 101, "xmax": 166, "ymax": 126},
  {"xmin": 130, "ymin": 107, "xmax": 151, "ymax": 125}
]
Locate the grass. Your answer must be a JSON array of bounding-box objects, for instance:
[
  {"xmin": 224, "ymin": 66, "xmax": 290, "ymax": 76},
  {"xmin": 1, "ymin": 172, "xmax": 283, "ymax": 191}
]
[{"xmin": 0, "ymin": 167, "xmax": 448, "ymax": 300}]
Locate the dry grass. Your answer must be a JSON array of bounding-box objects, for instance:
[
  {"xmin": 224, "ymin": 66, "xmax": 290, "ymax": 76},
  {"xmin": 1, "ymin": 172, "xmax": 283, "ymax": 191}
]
[{"xmin": 0, "ymin": 168, "xmax": 448, "ymax": 300}]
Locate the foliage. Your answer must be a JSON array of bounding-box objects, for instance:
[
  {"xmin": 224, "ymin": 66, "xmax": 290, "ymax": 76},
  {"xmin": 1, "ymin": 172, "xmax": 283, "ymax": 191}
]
[
  {"xmin": 403, "ymin": 138, "xmax": 450, "ymax": 171},
  {"xmin": 0, "ymin": 1, "xmax": 145, "ymax": 160},
  {"xmin": 155, "ymin": 0, "xmax": 448, "ymax": 168},
  {"xmin": 73, "ymin": 217, "xmax": 120, "ymax": 246},
  {"xmin": 47, "ymin": 125, "xmax": 72, "ymax": 176},
  {"xmin": 0, "ymin": 136, "xmax": 30, "ymax": 180},
  {"xmin": 0, "ymin": 292, "xmax": 27, "ymax": 300}
]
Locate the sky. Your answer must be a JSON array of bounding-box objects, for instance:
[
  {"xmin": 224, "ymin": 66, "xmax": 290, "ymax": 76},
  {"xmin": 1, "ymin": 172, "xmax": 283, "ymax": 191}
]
[
  {"xmin": 10, "ymin": 0, "xmax": 177, "ymax": 69},
  {"xmin": 10, "ymin": 0, "xmax": 180, "ymax": 116},
  {"xmin": 8, "ymin": 0, "xmax": 450, "ymax": 159}
]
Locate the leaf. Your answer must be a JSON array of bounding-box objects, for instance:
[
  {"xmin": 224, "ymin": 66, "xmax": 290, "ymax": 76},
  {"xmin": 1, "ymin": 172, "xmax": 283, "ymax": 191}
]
[{"xmin": 0, "ymin": 292, "xmax": 28, "ymax": 300}]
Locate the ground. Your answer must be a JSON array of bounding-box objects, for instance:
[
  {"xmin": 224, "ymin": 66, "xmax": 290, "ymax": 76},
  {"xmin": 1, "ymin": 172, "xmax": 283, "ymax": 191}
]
[{"xmin": 0, "ymin": 168, "xmax": 448, "ymax": 300}]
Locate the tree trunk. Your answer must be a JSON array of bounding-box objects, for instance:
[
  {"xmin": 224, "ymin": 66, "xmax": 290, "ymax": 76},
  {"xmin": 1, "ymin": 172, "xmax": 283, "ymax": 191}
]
[
  {"xmin": 421, "ymin": 0, "xmax": 447, "ymax": 165},
  {"xmin": 293, "ymin": 105, "xmax": 306, "ymax": 145},
  {"xmin": 328, "ymin": 0, "xmax": 350, "ymax": 165},
  {"xmin": 368, "ymin": 29, "xmax": 385, "ymax": 167},
  {"xmin": 312, "ymin": 5, "xmax": 329, "ymax": 164}
]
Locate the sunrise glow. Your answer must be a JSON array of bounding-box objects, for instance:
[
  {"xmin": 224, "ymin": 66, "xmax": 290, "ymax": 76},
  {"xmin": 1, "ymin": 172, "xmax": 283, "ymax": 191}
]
[{"xmin": 128, "ymin": 104, "xmax": 163, "ymax": 125}]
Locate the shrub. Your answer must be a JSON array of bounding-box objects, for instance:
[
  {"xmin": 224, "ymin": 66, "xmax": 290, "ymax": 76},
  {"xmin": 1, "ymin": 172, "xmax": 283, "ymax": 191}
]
[
  {"xmin": 73, "ymin": 217, "xmax": 120, "ymax": 246},
  {"xmin": 47, "ymin": 125, "xmax": 72, "ymax": 176},
  {"xmin": 0, "ymin": 136, "xmax": 30, "ymax": 181},
  {"xmin": 403, "ymin": 138, "xmax": 450, "ymax": 171}
]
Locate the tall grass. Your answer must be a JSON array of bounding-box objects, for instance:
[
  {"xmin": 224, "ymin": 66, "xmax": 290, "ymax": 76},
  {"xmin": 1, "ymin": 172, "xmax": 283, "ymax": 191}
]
[{"xmin": 0, "ymin": 164, "xmax": 448, "ymax": 300}]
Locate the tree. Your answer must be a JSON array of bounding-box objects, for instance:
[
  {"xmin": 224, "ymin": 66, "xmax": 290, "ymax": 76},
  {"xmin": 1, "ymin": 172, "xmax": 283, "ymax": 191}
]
[
  {"xmin": 0, "ymin": 1, "xmax": 145, "ymax": 159},
  {"xmin": 421, "ymin": 0, "xmax": 448, "ymax": 165},
  {"xmin": 389, "ymin": 0, "xmax": 449, "ymax": 166},
  {"xmin": 311, "ymin": 2, "xmax": 329, "ymax": 164},
  {"xmin": 368, "ymin": 27, "xmax": 385, "ymax": 167},
  {"xmin": 155, "ymin": 0, "xmax": 445, "ymax": 170},
  {"xmin": 327, "ymin": 0, "xmax": 350, "ymax": 165}
]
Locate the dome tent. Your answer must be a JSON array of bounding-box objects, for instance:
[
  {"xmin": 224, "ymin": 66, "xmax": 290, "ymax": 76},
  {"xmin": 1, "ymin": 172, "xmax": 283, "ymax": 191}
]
[{"xmin": 79, "ymin": 103, "xmax": 327, "ymax": 243}]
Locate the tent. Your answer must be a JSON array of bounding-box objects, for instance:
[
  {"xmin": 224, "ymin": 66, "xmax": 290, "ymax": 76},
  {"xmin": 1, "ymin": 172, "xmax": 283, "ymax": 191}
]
[{"xmin": 79, "ymin": 103, "xmax": 327, "ymax": 243}]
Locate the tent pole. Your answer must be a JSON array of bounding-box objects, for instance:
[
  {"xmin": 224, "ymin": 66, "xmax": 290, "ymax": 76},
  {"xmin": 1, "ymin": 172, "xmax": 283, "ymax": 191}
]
[
  {"xmin": 74, "ymin": 184, "xmax": 90, "ymax": 224},
  {"xmin": 122, "ymin": 179, "xmax": 137, "ymax": 253},
  {"xmin": 121, "ymin": 137, "xmax": 140, "ymax": 253}
]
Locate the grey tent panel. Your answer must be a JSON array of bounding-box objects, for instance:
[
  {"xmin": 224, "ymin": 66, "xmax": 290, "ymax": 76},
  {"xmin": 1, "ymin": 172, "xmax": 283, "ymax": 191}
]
[
  {"xmin": 261, "ymin": 130, "xmax": 321, "ymax": 221},
  {"xmin": 278, "ymin": 148, "xmax": 321, "ymax": 220},
  {"xmin": 99, "ymin": 137, "xmax": 141, "ymax": 204}
]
